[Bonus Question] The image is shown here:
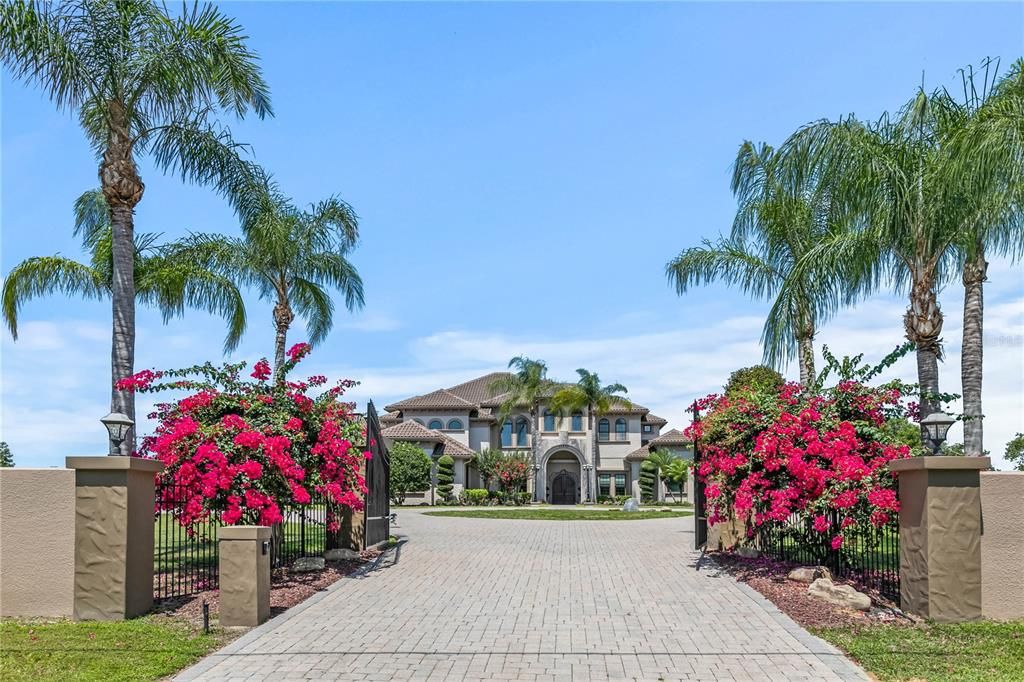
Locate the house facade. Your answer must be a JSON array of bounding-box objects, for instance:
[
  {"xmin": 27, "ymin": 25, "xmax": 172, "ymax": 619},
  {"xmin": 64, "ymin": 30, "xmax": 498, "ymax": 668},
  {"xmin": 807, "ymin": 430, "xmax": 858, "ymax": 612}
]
[{"xmin": 380, "ymin": 372, "xmax": 694, "ymax": 504}]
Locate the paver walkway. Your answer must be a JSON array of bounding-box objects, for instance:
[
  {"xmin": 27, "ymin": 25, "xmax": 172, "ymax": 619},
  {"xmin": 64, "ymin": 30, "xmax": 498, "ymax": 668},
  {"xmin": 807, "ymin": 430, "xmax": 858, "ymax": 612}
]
[{"xmin": 177, "ymin": 509, "xmax": 866, "ymax": 681}]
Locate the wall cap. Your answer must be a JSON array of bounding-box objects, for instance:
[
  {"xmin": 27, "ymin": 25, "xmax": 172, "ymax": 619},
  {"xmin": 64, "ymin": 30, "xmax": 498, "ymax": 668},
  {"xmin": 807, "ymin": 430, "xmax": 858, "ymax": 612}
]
[
  {"xmin": 66, "ymin": 456, "xmax": 165, "ymax": 472},
  {"xmin": 889, "ymin": 456, "xmax": 991, "ymax": 473},
  {"xmin": 219, "ymin": 526, "xmax": 272, "ymax": 541}
]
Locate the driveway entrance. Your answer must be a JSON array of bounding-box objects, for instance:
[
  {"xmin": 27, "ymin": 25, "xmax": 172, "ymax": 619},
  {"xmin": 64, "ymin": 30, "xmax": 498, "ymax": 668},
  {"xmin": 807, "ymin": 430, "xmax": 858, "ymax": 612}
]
[{"xmin": 177, "ymin": 509, "xmax": 866, "ymax": 681}]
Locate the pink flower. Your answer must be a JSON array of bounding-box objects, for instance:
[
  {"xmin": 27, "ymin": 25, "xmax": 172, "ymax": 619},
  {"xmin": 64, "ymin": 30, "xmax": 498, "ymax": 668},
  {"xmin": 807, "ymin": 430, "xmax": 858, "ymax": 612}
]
[
  {"xmin": 221, "ymin": 414, "xmax": 248, "ymax": 431},
  {"xmin": 251, "ymin": 359, "xmax": 272, "ymax": 381},
  {"xmin": 284, "ymin": 417, "xmax": 303, "ymax": 431},
  {"xmin": 239, "ymin": 460, "xmax": 263, "ymax": 479},
  {"xmin": 867, "ymin": 487, "xmax": 899, "ymax": 512},
  {"xmin": 286, "ymin": 343, "xmax": 311, "ymax": 362},
  {"xmin": 831, "ymin": 490, "xmax": 858, "ymax": 509},
  {"xmin": 233, "ymin": 430, "xmax": 265, "ymax": 449},
  {"xmin": 812, "ymin": 515, "xmax": 830, "ymax": 533},
  {"xmin": 831, "ymin": 535, "xmax": 844, "ymax": 550}
]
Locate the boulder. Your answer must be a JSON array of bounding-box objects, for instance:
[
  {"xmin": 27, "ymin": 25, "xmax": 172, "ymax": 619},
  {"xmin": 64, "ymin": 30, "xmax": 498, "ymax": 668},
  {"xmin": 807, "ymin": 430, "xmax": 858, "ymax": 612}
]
[
  {"xmin": 323, "ymin": 548, "xmax": 360, "ymax": 561},
  {"xmin": 736, "ymin": 546, "xmax": 761, "ymax": 559},
  {"xmin": 808, "ymin": 577, "xmax": 871, "ymax": 611},
  {"xmin": 787, "ymin": 566, "xmax": 833, "ymax": 584},
  {"xmin": 291, "ymin": 556, "xmax": 326, "ymax": 573},
  {"xmin": 622, "ymin": 499, "xmax": 640, "ymax": 513}
]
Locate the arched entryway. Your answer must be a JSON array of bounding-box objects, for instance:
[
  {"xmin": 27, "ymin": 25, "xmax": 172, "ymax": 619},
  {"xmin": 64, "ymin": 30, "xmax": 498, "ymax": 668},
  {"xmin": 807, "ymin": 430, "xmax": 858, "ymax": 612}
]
[{"xmin": 542, "ymin": 445, "xmax": 584, "ymax": 504}]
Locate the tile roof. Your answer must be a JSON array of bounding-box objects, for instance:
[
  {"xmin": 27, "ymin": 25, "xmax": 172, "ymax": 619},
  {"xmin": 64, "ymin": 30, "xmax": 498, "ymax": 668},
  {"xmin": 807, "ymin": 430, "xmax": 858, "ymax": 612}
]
[
  {"xmin": 650, "ymin": 428, "xmax": 692, "ymax": 446},
  {"xmin": 380, "ymin": 420, "xmax": 475, "ymax": 458},
  {"xmin": 380, "ymin": 412, "xmax": 402, "ymax": 425},
  {"xmin": 385, "ymin": 388, "xmax": 474, "ymax": 411},
  {"xmin": 447, "ymin": 372, "xmax": 512, "ymax": 405},
  {"xmin": 625, "ymin": 444, "xmax": 652, "ymax": 462},
  {"xmin": 643, "ymin": 413, "xmax": 668, "ymax": 425}
]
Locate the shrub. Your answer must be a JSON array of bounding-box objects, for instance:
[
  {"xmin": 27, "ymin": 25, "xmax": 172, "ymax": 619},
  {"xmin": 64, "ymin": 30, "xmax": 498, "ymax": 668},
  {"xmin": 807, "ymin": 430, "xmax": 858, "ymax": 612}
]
[
  {"xmin": 493, "ymin": 450, "xmax": 533, "ymax": 493},
  {"xmin": 464, "ymin": 488, "xmax": 489, "ymax": 506},
  {"xmin": 123, "ymin": 343, "xmax": 366, "ymax": 529},
  {"xmin": 389, "ymin": 441, "xmax": 432, "ymax": 505},
  {"xmin": 639, "ymin": 460, "xmax": 658, "ymax": 501},
  {"xmin": 436, "ymin": 454, "xmax": 455, "ymax": 503},
  {"xmin": 724, "ymin": 365, "xmax": 784, "ymax": 397},
  {"xmin": 516, "ymin": 491, "xmax": 532, "ymax": 506},
  {"xmin": 688, "ymin": 351, "xmax": 916, "ymax": 551}
]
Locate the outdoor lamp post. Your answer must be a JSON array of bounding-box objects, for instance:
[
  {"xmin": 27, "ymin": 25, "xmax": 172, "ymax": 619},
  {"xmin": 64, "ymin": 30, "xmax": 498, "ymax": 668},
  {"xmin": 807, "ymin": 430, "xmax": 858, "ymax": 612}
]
[
  {"xmin": 100, "ymin": 411, "xmax": 134, "ymax": 455},
  {"xmin": 582, "ymin": 463, "xmax": 593, "ymax": 503},
  {"xmin": 920, "ymin": 412, "xmax": 955, "ymax": 455}
]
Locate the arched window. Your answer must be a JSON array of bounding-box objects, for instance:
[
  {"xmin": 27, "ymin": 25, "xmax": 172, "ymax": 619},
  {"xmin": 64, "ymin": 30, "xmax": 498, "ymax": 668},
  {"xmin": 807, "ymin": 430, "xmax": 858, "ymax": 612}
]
[
  {"xmin": 615, "ymin": 418, "xmax": 627, "ymax": 441},
  {"xmin": 428, "ymin": 419, "xmax": 443, "ymax": 430},
  {"xmin": 446, "ymin": 418, "xmax": 463, "ymax": 430},
  {"xmin": 515, "ymin": 417, "xmax": 529, "ymax": 446},
  {"xmin": 501, "ymin": 419, "xmax": 513, "ymax": 447},
  {"xmin": 571, "ymin": 412, "xmax": 583, "ymax": 432},
  {"xmin": 543, "ymin": 410, "xmax": 556, "ymax": 432},
  {"xmin": 598, "ymin": 418, "xmax": 610, "ymax": 442}
]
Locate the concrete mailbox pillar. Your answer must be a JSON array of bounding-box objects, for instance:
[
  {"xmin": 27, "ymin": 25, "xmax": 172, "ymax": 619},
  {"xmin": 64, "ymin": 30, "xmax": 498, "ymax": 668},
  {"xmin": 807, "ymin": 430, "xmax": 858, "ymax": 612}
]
[
  {"xmin": 66, "ymin": 456, "xmax": 164, "ymax": 620},
  {"xmin": 889, "ymin": 456, "xmax": 990, "ymax": 622},
  {"xmin": 218, "ymin": 526, "xmax": 271, "ymax": 627}
]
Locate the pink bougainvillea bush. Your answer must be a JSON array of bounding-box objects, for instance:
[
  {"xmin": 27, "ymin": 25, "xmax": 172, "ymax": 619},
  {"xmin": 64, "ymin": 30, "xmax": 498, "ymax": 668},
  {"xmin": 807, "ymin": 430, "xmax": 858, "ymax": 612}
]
[
  {"xmin": 685, "ymin": 361, "xmax": 919, "ymax": 551},
  {"xmin": 119, "ymin": 343, "xmax": 368, "ymax": 530}
]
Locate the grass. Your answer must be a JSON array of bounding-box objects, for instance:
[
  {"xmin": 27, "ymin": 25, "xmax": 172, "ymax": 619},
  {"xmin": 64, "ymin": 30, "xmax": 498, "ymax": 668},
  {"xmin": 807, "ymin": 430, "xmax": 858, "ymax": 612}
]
[
  {"xmin": 0, "ymin": 617, "xmax": 219, "ymax": 682},
  {"xmin": 423, "ymin": 508, "xmax": 693, "ymax": 521},
  {"xmin": 813, "ymin": 621, "xmax": 1024, "ymax": 681}
]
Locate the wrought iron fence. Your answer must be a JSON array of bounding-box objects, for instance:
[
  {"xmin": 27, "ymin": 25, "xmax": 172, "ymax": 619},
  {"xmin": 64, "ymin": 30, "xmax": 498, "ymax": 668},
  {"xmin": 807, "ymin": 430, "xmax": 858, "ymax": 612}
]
[
  {"xmin": 363, "ymin": 401, "xmax": 391, "ymax": 547},
  {"xmin": 755, "ymin": 509, "xmax": 900, "ymax": 602},
  {"xmin": 154, "ymin": 478, "xmax": 342, "ymax": 600}
]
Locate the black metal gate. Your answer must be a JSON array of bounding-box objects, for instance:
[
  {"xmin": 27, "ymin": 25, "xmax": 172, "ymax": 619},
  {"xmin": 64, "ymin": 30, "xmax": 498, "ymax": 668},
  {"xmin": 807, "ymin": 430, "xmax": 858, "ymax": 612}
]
[
  {"xmin": 363, "ymin": 401, "xmax": 391, "ymax": 547},
  {"xmin": 689, "ymin": 400, "xmax": 707, "ymax": 550}
]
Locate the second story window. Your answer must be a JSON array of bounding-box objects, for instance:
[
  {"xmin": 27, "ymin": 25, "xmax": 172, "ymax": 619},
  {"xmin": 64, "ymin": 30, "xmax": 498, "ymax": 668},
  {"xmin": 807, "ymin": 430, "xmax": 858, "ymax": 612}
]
[
  {"xmin": 428, "ymin": 419, "xmax": 443, "ymax": 430},
  {"xmin": 643, "ymin": 424, "xmax": 652, "ymax": 434},
  {"xmin": 446, "ymin": 419, "xmax": 463, "ymax": 430},
  {"xmin": 571, "ymin": 412, "xmax": 583, "ymax": 431},
  {"xmin": 501, "ymin": 419, "xmax": 513, "ymax": 447},
  {"xmin": 615, "ymin": 418, "xmax": 627, "ymax": 441},
  {"xmin": 515, "ymin": 417, "xmax": 529, "ymax": 446},
  {"xmin": 598, "ymin": 419, "xmax": 610, "ymax": 441},
  {"xmin": 543, "ymin": 410, "xmax": 556, "ymax": 432}
]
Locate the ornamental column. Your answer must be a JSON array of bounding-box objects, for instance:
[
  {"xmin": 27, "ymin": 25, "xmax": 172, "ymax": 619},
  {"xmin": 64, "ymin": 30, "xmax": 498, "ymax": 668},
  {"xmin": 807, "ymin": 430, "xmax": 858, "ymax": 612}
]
[
  {"xmin": 889, "ymin": 456, "xmax": 989, "ymax": 622},
  {"xmin": 67, "ymin": 456, "xmax": 164, "ymax": 620}
]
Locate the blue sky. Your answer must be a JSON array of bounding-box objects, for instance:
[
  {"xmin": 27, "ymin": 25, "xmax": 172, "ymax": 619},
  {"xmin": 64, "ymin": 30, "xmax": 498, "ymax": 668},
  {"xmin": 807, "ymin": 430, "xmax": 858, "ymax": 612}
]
[{"xmin": 2, "ymin": 2, "xmax": 1023, "ymax": 468}]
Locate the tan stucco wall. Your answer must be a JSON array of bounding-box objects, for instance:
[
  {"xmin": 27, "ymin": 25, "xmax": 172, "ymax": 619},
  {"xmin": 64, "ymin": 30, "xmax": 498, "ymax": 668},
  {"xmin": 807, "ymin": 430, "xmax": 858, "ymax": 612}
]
[
  {"xmin": 980, "ymin": 471, "xmax": 1024, "ymax": 621},
  {"xmin": 219, "ymin": 526, "xmax": 271, "ymax": 627},
  {"xmin": 0, "ymin": 468, "xmax": 76, "ymax": 618}
]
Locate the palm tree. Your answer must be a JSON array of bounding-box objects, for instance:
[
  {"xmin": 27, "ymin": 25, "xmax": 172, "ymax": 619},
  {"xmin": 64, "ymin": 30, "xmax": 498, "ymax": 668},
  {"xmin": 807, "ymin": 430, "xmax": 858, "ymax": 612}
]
[
  {"xmin": 176, "ymin": 167, "xmax": 364, "ymax": 375},
  {"xmin": 662, "ymin": 458, "xmax": 691, "ymax": 502},
  {"xmin": 548, "ymin": 369, "xmax": 629, "ymax": 496},
  {"xmin": 1, "ymin": 0, "xmax": 271, "ymax": 452},
  {"xmin": 938, "ymin": 59, "xmax": 1024, "ymax": 455},
  {"xmin": 3, "ymin": 191, "xmax": 247, "ymax": 352},
  {"xmin": 642, "ymin": 449, "xmax": 676, "ymax": 502},
  {"xmin": 666, "ymin": 143, "xmax": 842, "ymax": 386},
  {"xmin": 776, "ymin": 90, "xmax": 973, "ymax": 419},
  {"xmin": 489, "ymin": 357, "xmax": 551, "ymax": 501}
]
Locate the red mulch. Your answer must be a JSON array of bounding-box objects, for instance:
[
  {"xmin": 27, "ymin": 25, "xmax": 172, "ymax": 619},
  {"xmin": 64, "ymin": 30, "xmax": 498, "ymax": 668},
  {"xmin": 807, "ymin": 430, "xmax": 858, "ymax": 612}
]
[
  {"xmin": 153, "ymin": 550, "xmax": 381, "ymax": 627},
  {"xmin": 707, "ymin": 551, "xmax": 917, "ymax": 630}
]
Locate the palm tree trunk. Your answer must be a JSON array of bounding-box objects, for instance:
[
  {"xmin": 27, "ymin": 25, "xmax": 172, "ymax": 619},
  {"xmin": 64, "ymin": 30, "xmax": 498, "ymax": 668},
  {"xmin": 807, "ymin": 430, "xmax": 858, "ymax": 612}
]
[
  {"xmin": 904, "ymin": 268, "xmax": 944, "ymax": 421},
  {"xmin": 273, "ymin": 297, "xmax": 294, "ymax": 379},
  {"xmin": 797, "ymin": 333, "xmax": 815, "ymax": 387},
  {"xmin": 961, "ymin": 249, "xmax": 987, "ymax": 456},
  {"xmin": 101, "ymin": 110, "xmax": 144, "ymax": 455}
]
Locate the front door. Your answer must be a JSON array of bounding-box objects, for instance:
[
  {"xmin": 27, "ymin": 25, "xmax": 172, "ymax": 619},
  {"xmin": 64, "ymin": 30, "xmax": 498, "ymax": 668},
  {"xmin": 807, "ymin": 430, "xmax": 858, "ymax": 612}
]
[{"xmin": 551, "ymin": 471, "xmax": 576, "ymax": 505}]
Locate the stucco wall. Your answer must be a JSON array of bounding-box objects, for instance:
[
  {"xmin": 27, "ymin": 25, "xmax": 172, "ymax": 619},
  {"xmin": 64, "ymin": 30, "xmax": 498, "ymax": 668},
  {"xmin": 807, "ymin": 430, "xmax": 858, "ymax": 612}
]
[
  {"xmin": 0, "ymin": 468, "xmax": 75, "ymax": 618},
  {"xmin": 980, "ymin": 471, "xmax": 1024, "ymax": 621}
]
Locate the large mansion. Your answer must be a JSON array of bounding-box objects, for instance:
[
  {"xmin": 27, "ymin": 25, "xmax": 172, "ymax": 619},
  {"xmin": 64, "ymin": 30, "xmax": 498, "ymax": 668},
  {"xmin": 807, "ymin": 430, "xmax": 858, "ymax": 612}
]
[{"xmin": 380, "ymin": 372, "xmax": 694, "ymax": 504}]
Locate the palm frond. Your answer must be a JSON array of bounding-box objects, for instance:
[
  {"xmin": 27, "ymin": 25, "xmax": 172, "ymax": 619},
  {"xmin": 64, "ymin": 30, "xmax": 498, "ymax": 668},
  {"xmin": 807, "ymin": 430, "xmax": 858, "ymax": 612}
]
[{"xmin": 2, "ymin": 256, "xmax": 108, "ymax": 338}]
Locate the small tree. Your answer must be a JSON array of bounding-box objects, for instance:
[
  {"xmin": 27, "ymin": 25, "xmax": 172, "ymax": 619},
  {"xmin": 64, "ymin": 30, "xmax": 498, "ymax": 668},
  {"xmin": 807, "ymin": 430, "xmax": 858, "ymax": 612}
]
[
  {"xmin": 1003, "ymin": 433, "xmax": 1024, "ymax": 471},
  {"xmin": 0, "ymin": 442, "xmax": 13, "ymax": 468},
  {"xmin": 639, "ymin": 460, "xmax": 659, "ymax": 502},
  {"xmin": 724, "ymin": 365, "xmax": 784, "ymax": 396},
  {"xmin": 493, "ymin": 450, "xmax": 532, "ymax": 495},
  {"xmin": 662, "ymin": 458, "xmax": 691, "ymax": 501},
  {"xmin": 472, "ymin": 448, "xmax": 502, "ymax": 490},
  {"xmin": 436, "ymin": 454, "xmax": 455, "ymax": 503},
  {"xmin": 389, "ymin": 441, "xmax": 432, "ymax": 505}
]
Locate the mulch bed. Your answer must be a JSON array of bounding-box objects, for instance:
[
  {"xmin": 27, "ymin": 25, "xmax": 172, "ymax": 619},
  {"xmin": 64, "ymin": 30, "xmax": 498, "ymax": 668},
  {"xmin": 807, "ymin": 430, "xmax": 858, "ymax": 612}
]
[
  {"xmin": 706, "ymin": 551, "xmax": 916, "ymax": 630},
  {"xmin": 153, "ymin": 549, "xmax": 381, "ymax": 627}
]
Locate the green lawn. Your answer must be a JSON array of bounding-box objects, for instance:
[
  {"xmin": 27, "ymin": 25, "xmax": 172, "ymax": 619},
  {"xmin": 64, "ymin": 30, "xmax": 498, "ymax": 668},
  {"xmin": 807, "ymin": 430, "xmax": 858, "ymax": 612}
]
[
  {"xmin": 0, "ymin": 618, "xmax": 219, "ymax": 682},
  {"xmin": 423, "ymin": 509, "xmax": 693, "ymax": 521},
  {"xmin": 814, "ymin": 621, "xmax": 1024, "ymax": 681}
]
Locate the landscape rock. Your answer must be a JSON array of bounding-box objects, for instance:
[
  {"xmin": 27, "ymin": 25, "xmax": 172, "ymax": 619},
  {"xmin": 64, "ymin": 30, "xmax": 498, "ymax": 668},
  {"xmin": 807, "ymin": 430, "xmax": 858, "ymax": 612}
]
[
  {"xmin": 323, "ymin": 548, "xmax": 360, "ymax": 561},
  {"xmin": 622, "ymin": 499, "xmax": 640, "ymax": 512},
  {"xmin": 787, "ymin": 566, "xmax": 833, "ymax": 584},
  {"xmin": 808, "ymin": 577, "xmax": 871, "ymax": 611},
  {"xmin": 291, "ymin": 557, "xmax": 326, "ymax": 573},
  {"xmin": 736, "ymin": 546, "xmax": 761, "ymax": 558}
]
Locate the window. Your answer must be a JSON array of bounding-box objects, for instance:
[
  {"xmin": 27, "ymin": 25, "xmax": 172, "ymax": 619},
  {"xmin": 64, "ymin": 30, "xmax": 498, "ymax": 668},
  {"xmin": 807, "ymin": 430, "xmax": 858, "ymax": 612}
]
[
  {"xmin": 543, "ymin": 410, "xmax": 556, "ymax": 432},
  {"xmin": 598, "ymin": 419, "xmax": 610, "ymax": 441},
  {"xmin": 446, "ymin": 419, "xmax": 463, "ymax": 430},
  {"xmin": 614, "ymin": 473, "xmax": 626, "ymax": 495},
  {"xmin": 428, "ymin": 419, "xmax": 443, "ymax": 430},
  {"xmin": 598, "ymin": 474, "xmax": 611, "ymax": 498},
  {"xmin": 571, "ymin": 412, "xmax": 583, "ymax": 431},
  {"xmin": 515, "ymin": 417, "xmax": 529, "ymax": 446},
  {"xmin": 615, "ymin": 418, "xmax": 627, "ymax": 441},
  {"xmin": 643, "ymin": 424, "xmax": 652, "ymax": 434}
]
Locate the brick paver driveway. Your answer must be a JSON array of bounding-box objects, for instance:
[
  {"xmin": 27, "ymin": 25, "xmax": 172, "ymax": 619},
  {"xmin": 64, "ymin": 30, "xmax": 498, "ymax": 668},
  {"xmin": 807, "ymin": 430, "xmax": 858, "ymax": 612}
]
[{"xmin": 178, "ymin": 509, "xmax": 866, "ymax": 681}]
